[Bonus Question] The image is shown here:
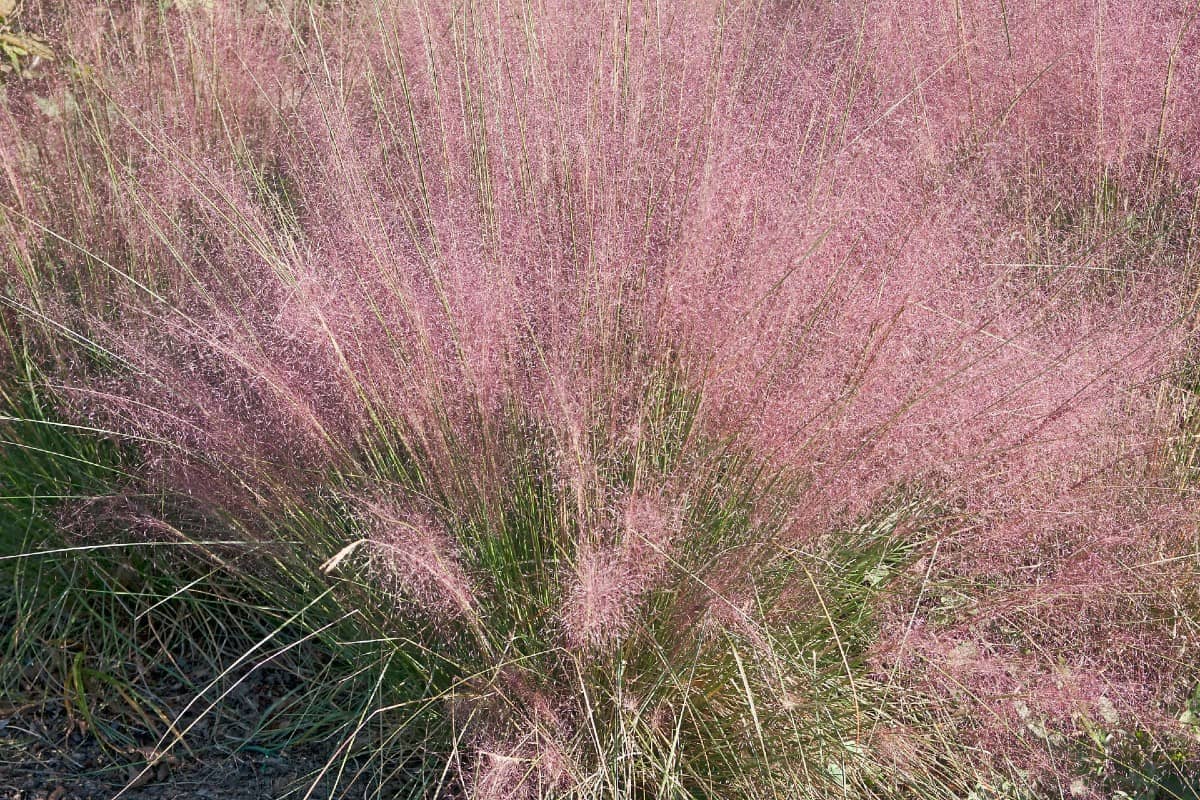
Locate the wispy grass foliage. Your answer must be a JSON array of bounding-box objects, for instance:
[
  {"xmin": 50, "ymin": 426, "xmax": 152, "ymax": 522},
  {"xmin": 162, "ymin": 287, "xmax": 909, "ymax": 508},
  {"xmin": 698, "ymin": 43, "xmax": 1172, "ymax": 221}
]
[{"xmin": 2, "ymin": 0, "xmax": 1200, "ymax": 797}]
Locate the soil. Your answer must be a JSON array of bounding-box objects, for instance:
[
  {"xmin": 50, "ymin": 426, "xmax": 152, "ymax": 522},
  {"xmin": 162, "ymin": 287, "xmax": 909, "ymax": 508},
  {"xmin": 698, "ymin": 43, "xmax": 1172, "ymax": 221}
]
[
  {"xmin": 0, "ymin": 707, "xmax": 332, "ymax": 800},
  {"xmin": 0, "ymin": 660, "xmax": 352, "ymax": 800}
]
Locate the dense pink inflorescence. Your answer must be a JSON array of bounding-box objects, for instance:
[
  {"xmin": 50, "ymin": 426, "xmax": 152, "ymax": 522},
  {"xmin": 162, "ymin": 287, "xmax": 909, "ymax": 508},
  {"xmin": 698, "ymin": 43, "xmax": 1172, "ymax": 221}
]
[{"xmin": 365, "ymin": 504, "xmax": 479, "ymax": 622}]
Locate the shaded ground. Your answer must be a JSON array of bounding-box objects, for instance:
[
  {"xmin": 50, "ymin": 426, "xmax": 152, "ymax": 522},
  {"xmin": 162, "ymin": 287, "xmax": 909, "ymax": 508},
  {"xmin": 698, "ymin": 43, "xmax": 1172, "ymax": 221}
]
[
  {"xmin": 0, "ymin": 661, "xmax": 358, "ymax": 800},
  {"xmin": 0, "ymin": 704, "xmax": 330, "ymax": 800}
]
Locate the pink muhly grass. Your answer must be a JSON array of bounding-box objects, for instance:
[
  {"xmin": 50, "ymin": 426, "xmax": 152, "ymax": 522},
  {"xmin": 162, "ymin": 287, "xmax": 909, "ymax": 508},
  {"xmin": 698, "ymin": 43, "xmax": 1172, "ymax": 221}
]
[
  {"xmin": 470, "ymin": 736, "xmax": 571, "ymax": 800},
  {"xmin": 559, "ymin": 542, "xmax": 639, "ymax": 650},
  {"xmin": 558, "ymin": 492, "xmax": 681, "ymax": 649},
  {"xmin": 364, "ymin": 504, "xmax": 478, "ymax": 623},
  {"xmin": 3, "ymin": 0, "xmax": 1200, "ymax": 794},
  {"xmin": 620, "ymin": 492, "xmax": 679, "ymax": 565}
]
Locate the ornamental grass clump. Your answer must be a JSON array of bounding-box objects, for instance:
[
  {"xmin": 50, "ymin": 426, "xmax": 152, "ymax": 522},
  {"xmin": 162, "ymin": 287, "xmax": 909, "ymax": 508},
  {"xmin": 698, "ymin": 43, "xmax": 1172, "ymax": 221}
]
[{"xmin": 2, "ymin": 0, "xmax": 1200, "ymax": 797}]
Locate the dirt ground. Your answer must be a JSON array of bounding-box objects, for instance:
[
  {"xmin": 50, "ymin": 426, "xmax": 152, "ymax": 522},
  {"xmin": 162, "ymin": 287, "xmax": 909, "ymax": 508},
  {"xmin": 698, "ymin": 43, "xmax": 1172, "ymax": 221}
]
[
  {"xmin": 0, "ymin": 679, "xmax": 367, "ymax": 800},
  {"xmin": 0, "ymin": 709, "xmax": 328, "ymax": 800}
]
